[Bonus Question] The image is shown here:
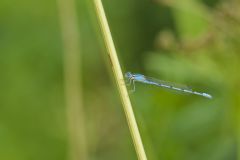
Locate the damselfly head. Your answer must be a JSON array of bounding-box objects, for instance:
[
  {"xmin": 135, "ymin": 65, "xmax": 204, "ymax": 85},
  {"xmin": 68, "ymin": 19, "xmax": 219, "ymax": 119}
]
[{"xmin": 125, "ymin": 72, "xmax": 132, "ymax": 79}]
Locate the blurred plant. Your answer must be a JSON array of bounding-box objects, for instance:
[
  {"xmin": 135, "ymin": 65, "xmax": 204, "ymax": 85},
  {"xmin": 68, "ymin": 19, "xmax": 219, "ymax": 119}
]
[
  {"xmin": 57, "ymin": 0, "xmax": 88, "ymax": 159},
  {"xmin": 136, "ymin": 0, "xmax": 240, "ymax": 159}
]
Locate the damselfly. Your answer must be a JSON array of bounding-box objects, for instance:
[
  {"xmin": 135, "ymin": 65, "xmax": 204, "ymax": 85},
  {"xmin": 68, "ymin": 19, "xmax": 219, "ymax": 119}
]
[{"xmin": 125, "ymin": 72, "xmax": 212, "ymax": 99}]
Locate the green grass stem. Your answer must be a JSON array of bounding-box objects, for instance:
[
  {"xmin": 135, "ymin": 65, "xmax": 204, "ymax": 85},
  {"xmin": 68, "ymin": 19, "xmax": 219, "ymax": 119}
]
[
  {"xmin": 57, "ymin": 0, "xmax": 88, "ymax": 159},
  {"xmin": 93, "ymin": 0, "xmax": 147, "ymax": 159}
]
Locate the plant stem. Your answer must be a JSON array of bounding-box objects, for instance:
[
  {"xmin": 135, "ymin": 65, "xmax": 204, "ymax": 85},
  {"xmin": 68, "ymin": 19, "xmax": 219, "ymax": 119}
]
[
  {"xmin": 57, "ymin": 0, "xmax": 88, "ymax": 159},
  {"xmin": 93, "ymin": 0, "xmax": 147, "ymax": 159}
]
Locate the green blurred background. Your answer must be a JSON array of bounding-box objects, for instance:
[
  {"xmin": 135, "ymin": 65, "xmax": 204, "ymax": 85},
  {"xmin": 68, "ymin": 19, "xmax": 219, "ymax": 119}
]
[{"xmin": 0, "ymin": 0, "xmax": 239, "ymax": 159}]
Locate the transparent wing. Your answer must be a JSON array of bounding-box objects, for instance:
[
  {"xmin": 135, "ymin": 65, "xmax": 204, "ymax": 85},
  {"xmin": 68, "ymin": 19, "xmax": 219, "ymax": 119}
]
[{"xmin": 143, "ymin": 76, "xmax": 192, "ymax": 91}]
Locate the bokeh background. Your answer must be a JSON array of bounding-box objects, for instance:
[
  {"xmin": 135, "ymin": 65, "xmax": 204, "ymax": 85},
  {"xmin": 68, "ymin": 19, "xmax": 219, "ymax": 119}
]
[{"xmin": 0, "ymin": 0, "xmax": 239, "ymax": 159}]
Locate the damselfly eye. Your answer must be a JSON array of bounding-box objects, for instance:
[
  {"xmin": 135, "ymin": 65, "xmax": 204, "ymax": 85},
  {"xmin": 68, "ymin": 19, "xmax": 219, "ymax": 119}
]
[{"xmin": 125, "ymin": 72, "xmax": 132, "ymax": 78}]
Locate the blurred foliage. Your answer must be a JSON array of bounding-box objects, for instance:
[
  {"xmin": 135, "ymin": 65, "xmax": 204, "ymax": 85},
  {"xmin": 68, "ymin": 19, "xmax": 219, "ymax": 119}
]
[{"xmin": 0, "ymin": 0, "xmax": 239, "ymax": 159}]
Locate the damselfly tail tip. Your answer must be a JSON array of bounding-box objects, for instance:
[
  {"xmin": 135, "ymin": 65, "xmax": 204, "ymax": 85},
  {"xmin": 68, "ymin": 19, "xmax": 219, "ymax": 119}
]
[{"xmin": 202, "ymin": 93, "xmax": 212, "ymax": 99}]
